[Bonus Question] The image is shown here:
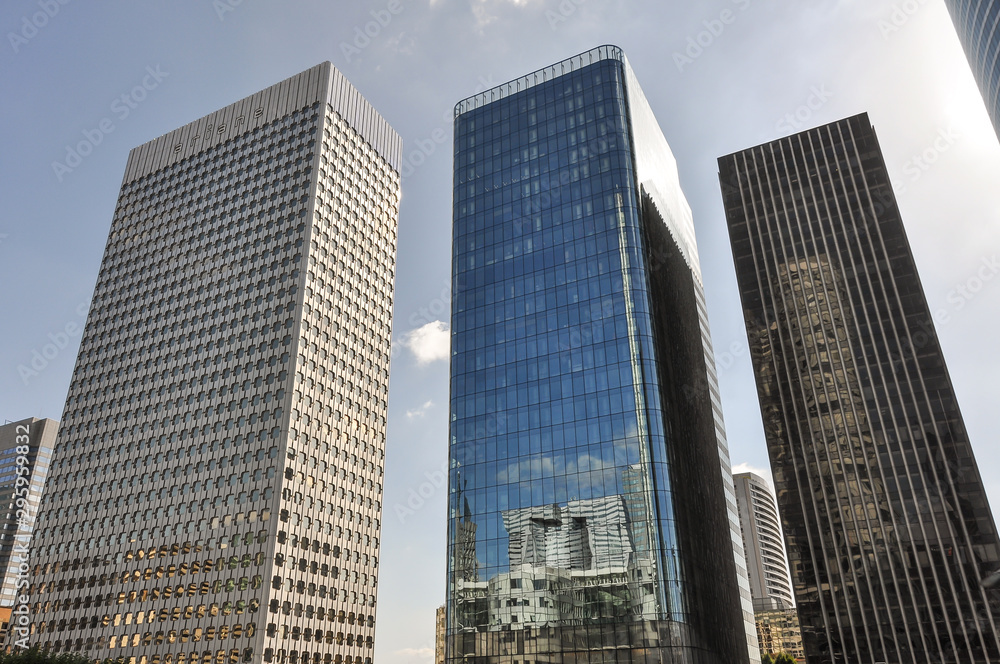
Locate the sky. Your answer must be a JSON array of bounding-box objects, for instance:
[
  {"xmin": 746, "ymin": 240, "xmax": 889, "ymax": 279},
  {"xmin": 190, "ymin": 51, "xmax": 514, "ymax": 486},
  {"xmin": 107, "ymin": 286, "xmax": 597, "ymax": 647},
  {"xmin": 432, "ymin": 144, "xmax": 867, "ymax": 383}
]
[{"xmin": 2, "ymin": 0, "xmax": 999, "ymax": 661}]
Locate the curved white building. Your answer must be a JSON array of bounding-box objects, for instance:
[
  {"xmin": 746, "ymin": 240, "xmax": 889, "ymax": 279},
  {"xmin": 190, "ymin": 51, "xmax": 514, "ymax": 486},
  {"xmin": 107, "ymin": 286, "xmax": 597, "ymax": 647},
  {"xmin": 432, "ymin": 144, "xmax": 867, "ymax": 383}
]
[{"xmin": 733, "ymin": 472, "xmax": 793, "ymax": 612}]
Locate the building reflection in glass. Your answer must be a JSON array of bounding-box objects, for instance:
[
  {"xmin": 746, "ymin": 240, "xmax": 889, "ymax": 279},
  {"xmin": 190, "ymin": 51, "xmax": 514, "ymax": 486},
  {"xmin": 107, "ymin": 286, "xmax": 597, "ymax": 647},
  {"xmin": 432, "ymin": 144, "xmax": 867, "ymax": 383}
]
[
  {"xmin": 720, "ymin": 113, "xmax": 1000, "ymax": 663},
  {"xmin": 447, "ymin": 46, "xmax": 758, "ymax": 663}
]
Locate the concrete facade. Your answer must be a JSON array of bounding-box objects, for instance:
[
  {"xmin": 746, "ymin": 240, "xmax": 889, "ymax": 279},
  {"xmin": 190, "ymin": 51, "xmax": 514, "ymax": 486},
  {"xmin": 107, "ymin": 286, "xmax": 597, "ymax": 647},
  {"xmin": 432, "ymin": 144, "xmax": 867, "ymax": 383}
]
[{"xmin": 28, "ymin": 62, "xmax": 400, "ymax": 664}]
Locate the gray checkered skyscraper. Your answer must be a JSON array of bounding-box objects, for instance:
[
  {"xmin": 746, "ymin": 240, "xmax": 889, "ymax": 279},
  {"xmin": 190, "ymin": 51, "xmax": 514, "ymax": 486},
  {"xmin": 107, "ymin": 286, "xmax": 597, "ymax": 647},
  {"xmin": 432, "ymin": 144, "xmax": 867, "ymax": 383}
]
[{"xmin": 29, "ymin": 62, "xmax": 400, "ymax": 664}]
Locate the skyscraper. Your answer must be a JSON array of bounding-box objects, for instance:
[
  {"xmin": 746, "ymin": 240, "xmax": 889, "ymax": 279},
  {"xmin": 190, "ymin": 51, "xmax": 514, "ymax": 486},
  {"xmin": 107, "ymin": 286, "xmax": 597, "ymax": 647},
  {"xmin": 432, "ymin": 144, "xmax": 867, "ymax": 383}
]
[
  {"xmin": 29, "ymin": 62, "xmax": 400, "ymax": 664},
  {"xmin": 435, "ymin": 605, "xmax": 446, "ymax": 664},
  {"xmin": 446, "ymin": 45, "xmax": 758, "ymax": 663},
  {"xmin": 943, "ymin": 0, "xmax": 1000, "ymax": 141},
  {"xmin": 0, "ymin": 418, "xmax": 56, "ymax": 645},
  {"xmin": 733, "ymin": 472, "xmax": 793, "ymax": 612},
  {"xmin": 719, "ymin": 112, "xmax": 1000, "ymax": 663},
  {"xmin": 754, "ymin": 608, "xmax": 806, "ymax": 663}
]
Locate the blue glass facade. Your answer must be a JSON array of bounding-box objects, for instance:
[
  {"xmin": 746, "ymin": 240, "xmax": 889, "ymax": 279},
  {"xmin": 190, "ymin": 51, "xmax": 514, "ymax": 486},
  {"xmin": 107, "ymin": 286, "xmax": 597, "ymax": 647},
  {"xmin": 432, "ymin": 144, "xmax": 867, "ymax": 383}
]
[
  {"xmin": 945, "ymin": 0, "xmax": 1000, "ymax": 141},
  {"xmin": 446, "ymin": 46, "xmax": 756, "ymax": 663}
]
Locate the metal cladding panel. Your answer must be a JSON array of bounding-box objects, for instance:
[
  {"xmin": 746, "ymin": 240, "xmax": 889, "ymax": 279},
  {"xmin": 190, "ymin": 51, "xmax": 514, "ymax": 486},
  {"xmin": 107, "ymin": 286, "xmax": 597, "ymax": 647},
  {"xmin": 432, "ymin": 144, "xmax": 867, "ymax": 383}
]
[
  {"xmin": 121, "ymin": 62, "xmax": 325, "ymax": 183},
  {"xmin": 326, "ymin": 64, "xmax": 401, "ymax": 172},
  {"xmin": 621, "ymin": 56, "xmax": 700, "ymax": 280},
  {"xmin": 121, "ymin": 62, "xmax": 401, "ymax": 184},
  {"xmin": 454, "ymin": 44, "xmax": 626, "ymax": 115}
]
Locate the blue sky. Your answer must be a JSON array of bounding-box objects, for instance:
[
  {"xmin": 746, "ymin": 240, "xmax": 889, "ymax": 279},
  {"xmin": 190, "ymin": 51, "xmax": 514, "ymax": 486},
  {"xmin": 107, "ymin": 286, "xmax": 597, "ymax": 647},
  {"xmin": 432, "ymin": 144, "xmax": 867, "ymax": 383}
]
[{"xmin": 2, "ymin": 1, "xmax": 999, "ymax": 662}]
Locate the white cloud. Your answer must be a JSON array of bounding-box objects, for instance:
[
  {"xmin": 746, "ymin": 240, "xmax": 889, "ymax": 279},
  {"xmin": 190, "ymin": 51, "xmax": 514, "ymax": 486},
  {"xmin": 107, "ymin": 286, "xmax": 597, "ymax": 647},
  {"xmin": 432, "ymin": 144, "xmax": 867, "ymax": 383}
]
[
  {"xmin": 393, "ymin": 648, "xmax": 434, "ymax": 660},
  {"xmin": 406, "ymin": 400, "xmax": 434, "ymax": 419},
  {"xmin": 430, "ymin": 0, "xmax": 536, "ymax": 8},
  {"xmin": 385, "ymin": 31, "xmax": 417, "ymax": 57},
  {"xmin": 427, "ymin": 0, "xmax": 539, "ymax": 33},
  {"xmin": 470, "ymin": 0, "xmax": 538, "ymax": 30},
  {"xmin": 731, "ymin": 462, "xmax": 774, "ymax": 490},
  {"xmin": 401, "ymin": 320, "xmax": 450, "ymax": 365},
  {"xmin": 470, "ymin": 1, "xmax": 497, "ymax": 32}
]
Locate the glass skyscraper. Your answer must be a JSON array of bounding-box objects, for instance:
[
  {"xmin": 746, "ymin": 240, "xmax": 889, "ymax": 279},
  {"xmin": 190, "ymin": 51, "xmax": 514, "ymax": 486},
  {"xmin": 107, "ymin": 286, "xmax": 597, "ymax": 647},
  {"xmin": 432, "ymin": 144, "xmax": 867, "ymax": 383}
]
[
  {"xmin": 943, "ymin": 0, "xmax": 1000, "ymax": 141},
  {"xmin": 29, "ymin": 62, "xmax": 400, "ymax": 664},
  {"xmin": 719, "ymin": 113, "xmax": 1000, "ymax": 663},
  {"xmin": 446, "ymin": 45, "xmax": 758, "ymax": 664}
]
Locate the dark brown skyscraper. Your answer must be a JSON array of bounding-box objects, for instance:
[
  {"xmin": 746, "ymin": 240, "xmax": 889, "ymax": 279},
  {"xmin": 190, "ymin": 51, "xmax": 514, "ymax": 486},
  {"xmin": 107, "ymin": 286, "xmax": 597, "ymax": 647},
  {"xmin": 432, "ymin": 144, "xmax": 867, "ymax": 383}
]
[{"xmin": 719, "ymin": 113, "xmax": 1000, "ymax": 663}]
